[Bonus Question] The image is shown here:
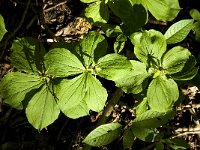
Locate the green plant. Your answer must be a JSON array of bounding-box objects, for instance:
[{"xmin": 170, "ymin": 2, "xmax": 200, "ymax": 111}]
[
  {"xmin": 0, "ymin": 14, "xmax": 7, "ymax": 41},
  {"xmin": 0, "ymin": 0, "xmax": 199, "ymax": 149},
  {"xmin": 190, "ymin": 9, "xmax": 200, "ymax": 42}
]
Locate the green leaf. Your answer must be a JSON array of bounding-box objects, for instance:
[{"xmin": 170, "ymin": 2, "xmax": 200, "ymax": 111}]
[
  {"xmin": 131, "ymin": 126, "xmax": 157, "ymax": 142},
  {"xmin": 132, "ymin": 109, "xmax": 175, "ymax": 128},
  {"xmin": 80, "ymin": 0, "xmax": 99, "ymax": 3},
  {"xmin": 131, "ymin": 30, "xmax": 167, "ymax": 66},
  {"xmin": 96, "ymin": 53, "xmax": 133, "ymax": 81},
  {"xmin": 171, "ymin": 56, "xmax": 198, "ymax": 81},
  {"xmin": 142, "ymin": 0, "xmax": 180, "ymax": 21},
  {"xmin": 190, "ymin": 9, "xmax": 200, "ymax": 21},
  {"xmin": 0, "ymin": 72, "xmax": 43, "ymax": 109},
  {"xmin": 0, "ymin": 14, "xmax": 7, "ymax": 41},
  {"xmin": 164, "ymin": 19, "xmax": 194, "ymax": 44},
  {"xmin": 56, "ymin": 73, "xmax": 107, "ymax": 118},
  {"xmin": 85, "ymin": 1, "xmax": 109, "ymax": 23},
  {"xmin": 26, "ymin": 85, "xmax": 60, "ymax": 130},
  {"xmin": 10, "ymin": 37, "xmax": 46, "ymax": 74},
  {"xmin": 162, "ymin": 46, "xmax": 191, "ymax": 74},
  {"xmin": 85, "ymin": 73, "xmax": 108, "ymax": 112},
  {"xmin": 155, "ymin": 142, "xmax": 164, "ymax": 150},
  {"xmin": 147, "ymin": 76, "xmax": 179, "ymax": 112},
  {"xmin": 56, "ymin": 74, "xmax": 88, "ymax": 118},
  {"xmin": 114, "ymin": 34, "xmax": 127, "ymax": 53},
  {"xmin": 123, "ymin": 128, "xmax": 135, "ymax": 149},
  {"xmin": 83, "ymin": 122, "xmax": 122, "ymax": 147},
  {"xmin": 134, "ymin": 97, "xmax": 148, "ymax": 115},
  {"xmin": 44, "ymin": 48, "xmax": 84, "ymax": 77},
  {"xmin": 108, "ymin": 1, "xmax": 147, "ymax": 34},
  {"xmin": 115, "ymin": 60, "xmax": 149, "ymax": 94},
  {"xmin": 193, "ymin": 21, "xmax": 200, "ymax": 42},
  {"xmin": 100, "ymin": 24, "xmax": 122, "ymax": 37},
  {"xmin": 166, "ymin": 138, "xmax": 190, "ymax": 150},
  {"xmin": 80, "ymin": 31, "xmax": 107, "ymax": 67}
]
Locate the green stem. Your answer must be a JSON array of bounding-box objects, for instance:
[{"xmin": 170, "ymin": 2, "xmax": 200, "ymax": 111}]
[
  {"xmin": 83, "ymin": 88, "xmax": 123, "ymax": 150},
  {"xmin": 96, "ymin": 88, "xmax": 123, "ymax": 126}
]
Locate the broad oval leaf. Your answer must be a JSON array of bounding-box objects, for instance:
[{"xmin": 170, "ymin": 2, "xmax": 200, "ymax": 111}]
[
  {"xmin": 11, "ymin": 37, "xmax": 46, "ymax": 74},
  {"xmin": 83, "ymin": 122, "xmax": 122, "ymax": 147},
  {"xmin": 85, "ymin": 73, "xmax": 108, "ymax": 112},
  {"xmin": 56, "ymin": 73, "xmax": 107, "ymax": 118},
  {"xmin": 85, "ymin": 1, "xmax": 109, "ymax": 23},
  {"xmin": 134, "ymin": 97, "xmax": 148, "ymax": 115},
  {"xmin": 26, "ymin": 85, "xmax": 60, "ymax": 130},
  {"xmin": 45, "ymin": 48, "xmax": 84, "ymax": 77},
  {"xmin": 80, "ymin": 31, "xmax": 107, "ymax": 67},
  {"xmin": 162, "ymin": 46, "xmax": 191, "ymax": 74},
  {"xmin": 0, "ymin": 14, "xmax": 7, "ymax": 41},
  {"xmin": 132, "ymin": 109, "xmax": 175, "ymax": 128},
  {"xmin": 171, "ymin": 55, "xmax": 198, "ymax": 81},
  {"xmin": 0, "ymin": 72, "xmax": 43, "ymax": 109},
  {"xmin": 131, "ymin": 30, "xmax": 167, "ymax": 66},
  {"xmin": 147, "ymin": 76, "xmax": 179, "ymax": 112},
  {"xmin": 96, "ymin": 53, "xmax": 133, "ymax": 81},
  {"xmin": 143, "ymin": 0, "xmax": 180, "ymax": 21},
  {"xmin": 115, "ymin": 60, "xmax": 149, "ymax": 94},
  {"xmin": 131, "ymin": 127, "xmax": 157, "ymax": 142},
  {"xmin": 56, "ymin": 74, "xmax": 88, "ymax": 118},
  {"xmin": 164, "ymin": 19, "xmax": 194, "ymax": 44},
  {"xmin": 190, "ymin": 9, "xmax": 200, "ymax": 21}
]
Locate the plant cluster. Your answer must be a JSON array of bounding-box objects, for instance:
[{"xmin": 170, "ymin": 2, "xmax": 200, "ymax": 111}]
[{"xmin": 0, "ymin": 0, "xmax": 200, "ymax": 149}]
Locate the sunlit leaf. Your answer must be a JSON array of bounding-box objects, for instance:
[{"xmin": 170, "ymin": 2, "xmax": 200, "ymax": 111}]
[
  {"xmin": 85, "ymin": 1, "xmax": 109, "ymax": 23},
  {"xmin": 80, "ymin": 31, "xmax": 107, "ymax": 67},
  {"xmin": 162, "ymin": 46, "xmax": 191, "ymax": 74},
  {"xmin": 164, "ymin": 19, "xmax": 194, "ymax": 44},
  {"xmin": 131, "ymin": 30, "xmax": 166, "ymax": 66},
  {"xmin": 132, "ymin": 109, "xmax": 175, "ymax": 128},
  {"xmin": 85, "ymin": 73, "xmax": 108, "ymax": 112},
  {"xmin": 96, "ymin": 53, "xmax": 133, "ymax": 81},
  {"xmin": 83, "ymin": 122, "xmax": 122, "ymax": 147},
  {"xmin": 190, "ymin": 9, "xmax": 200, "ymax": 21},
  {"xmin": 0, "ymin": 72, "xmax": 43, "ymax": 109},
  {"xmin": 147, "ymin": 76, "xmax": 179, "ymax": 112},
  {"xmin": 0, "ymin": 14, "xmax": 7, "ymax": 41},
  {"xmin": 56, "ymin": 74, "xmax": 87, "ymax": 118},
  {"xmin": 26, "ymin": 85, "xmax": 60, "ymax": 130},
  {"xmin": 44, "ymin": 48, "xmax": 84, "ymax": 77},
  {"xmin": 171, "ymin": 56, "xmax": 198, "ymax": 80},
  {"xmin": 56, "ymin": 73, "xmax": 107, "ymax": 118},
  {"xmin": 115, "ymin": 60, "xmax": 149, "ymax": 94},
  {"xmin": 142, "ymin": 0, "xmax": 180, "ymax": 21}
]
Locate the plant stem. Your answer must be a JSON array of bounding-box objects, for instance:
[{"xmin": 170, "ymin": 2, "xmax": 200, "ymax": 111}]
[
  {"xmin": 83, "ymin": 88, "xmax": 123, "ymax": 150},
  {"xmin": 96, "ymin": 88, "xmax": 123, "ymax": 126}
]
